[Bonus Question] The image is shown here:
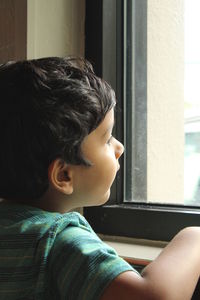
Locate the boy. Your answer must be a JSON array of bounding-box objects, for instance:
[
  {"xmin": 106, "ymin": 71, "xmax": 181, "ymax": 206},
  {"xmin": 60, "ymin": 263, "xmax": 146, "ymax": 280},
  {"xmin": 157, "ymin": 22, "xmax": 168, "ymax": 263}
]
[{"xmin": 0, "ymin": 57, "xmax": 200, "ymax": 300}]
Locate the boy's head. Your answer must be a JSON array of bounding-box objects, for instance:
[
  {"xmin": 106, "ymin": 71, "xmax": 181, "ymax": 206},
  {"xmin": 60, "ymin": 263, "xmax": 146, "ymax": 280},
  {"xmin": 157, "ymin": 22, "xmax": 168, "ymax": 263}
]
[{"xmin": 0, "ymin": 57, "xmax": 116, "ymax": 202}]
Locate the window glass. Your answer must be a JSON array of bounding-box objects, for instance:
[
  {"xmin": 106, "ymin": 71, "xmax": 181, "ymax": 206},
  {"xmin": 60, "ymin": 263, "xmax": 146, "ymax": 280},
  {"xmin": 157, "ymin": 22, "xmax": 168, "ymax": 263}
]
[
  {"xmin": 125, "ymin": 0, "xmax": 200, "ymax": 206},
  {"xmin": 184, "ymin": 0, "xmax": 200, "ymax": 205}
]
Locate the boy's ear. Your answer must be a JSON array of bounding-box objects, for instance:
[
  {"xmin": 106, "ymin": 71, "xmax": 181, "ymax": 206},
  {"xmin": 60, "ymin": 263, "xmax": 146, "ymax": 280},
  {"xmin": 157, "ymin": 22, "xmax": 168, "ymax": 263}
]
[{"xmin": 48, "ymin": 159, "xmax": 74, "ymax": 195}]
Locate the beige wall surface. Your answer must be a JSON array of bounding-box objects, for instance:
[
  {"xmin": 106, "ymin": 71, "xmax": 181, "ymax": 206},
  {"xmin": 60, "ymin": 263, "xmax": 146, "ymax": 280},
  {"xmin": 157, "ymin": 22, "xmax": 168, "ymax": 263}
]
[
  {"xmin": 147, "ymin": 0, "xmax": 184, "ymax": 203},
  {"xmin": 27, "ymin": 0, "xmax": 85, "ymax": 59}
]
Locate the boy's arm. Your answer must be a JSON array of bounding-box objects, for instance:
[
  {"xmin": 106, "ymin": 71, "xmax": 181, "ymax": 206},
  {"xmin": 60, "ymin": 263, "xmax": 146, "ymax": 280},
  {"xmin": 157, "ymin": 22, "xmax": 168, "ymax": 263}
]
[{"xmin": 101, "ymin": 227, "xmax": 200, "ymax": 300}]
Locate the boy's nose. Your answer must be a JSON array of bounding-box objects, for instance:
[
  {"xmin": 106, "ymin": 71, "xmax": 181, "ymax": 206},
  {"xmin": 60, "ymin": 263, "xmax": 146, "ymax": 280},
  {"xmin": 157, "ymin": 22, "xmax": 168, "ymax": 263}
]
[{"xmin": 115, "ymin": 140, "xmax": 124, "ymax": 159}]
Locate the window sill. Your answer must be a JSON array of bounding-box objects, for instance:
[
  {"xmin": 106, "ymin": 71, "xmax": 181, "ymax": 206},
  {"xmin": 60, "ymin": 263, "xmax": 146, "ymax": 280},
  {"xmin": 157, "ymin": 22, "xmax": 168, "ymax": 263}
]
[{"xmin": 99, "ymin": 234, "xmax": 167, "ymax": 262}]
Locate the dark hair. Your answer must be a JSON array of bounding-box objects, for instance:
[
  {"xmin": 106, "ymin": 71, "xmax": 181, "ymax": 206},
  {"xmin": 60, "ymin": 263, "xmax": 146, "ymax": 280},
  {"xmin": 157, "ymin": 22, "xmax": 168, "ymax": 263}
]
[{"xmin": 0, "ymin": 57, "xmax": 116, "ymax": 201}]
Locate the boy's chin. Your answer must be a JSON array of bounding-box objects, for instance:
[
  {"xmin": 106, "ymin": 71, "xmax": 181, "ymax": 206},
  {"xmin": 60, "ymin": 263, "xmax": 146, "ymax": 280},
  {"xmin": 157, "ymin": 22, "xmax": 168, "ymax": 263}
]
[
  {"xmin": 86, "ymin": 190, "xmax": 111, "ymax": 208},
  {"xmin": 97, "ymin": 190, "xmax": 111, "ymax": 206}
]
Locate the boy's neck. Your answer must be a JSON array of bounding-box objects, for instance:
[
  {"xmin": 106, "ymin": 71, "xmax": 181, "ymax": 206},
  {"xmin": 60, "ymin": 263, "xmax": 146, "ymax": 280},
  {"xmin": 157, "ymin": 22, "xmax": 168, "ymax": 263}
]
[{"xmin": 1, "ymin": 189, "xmax": 76, "ymax": 214}]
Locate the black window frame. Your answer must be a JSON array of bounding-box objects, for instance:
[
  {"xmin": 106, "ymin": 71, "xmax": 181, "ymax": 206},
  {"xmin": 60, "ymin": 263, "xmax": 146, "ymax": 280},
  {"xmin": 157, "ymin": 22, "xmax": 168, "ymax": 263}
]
[{"xmin": 84, "ymin": 0, "xmax": 200, "ymax": 242}]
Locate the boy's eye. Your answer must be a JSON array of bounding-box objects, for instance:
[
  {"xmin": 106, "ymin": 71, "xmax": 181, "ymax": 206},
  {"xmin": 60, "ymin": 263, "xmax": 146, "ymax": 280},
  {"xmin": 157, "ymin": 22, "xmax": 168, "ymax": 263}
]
[{"xmin": 107, "ymin": 135, "xmax": 113, "ymax": 145}]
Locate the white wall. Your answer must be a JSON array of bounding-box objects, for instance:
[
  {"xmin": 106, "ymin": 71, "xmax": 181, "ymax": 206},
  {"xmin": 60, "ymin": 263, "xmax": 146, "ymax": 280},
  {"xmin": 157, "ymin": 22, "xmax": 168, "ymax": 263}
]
[
  {"xmin": 147, "ymin": 0, "xmax": 184, "ymax": 203},
  {"xmin": 27, "ymin": 0, "xmax": 85, "ymax": 59}
]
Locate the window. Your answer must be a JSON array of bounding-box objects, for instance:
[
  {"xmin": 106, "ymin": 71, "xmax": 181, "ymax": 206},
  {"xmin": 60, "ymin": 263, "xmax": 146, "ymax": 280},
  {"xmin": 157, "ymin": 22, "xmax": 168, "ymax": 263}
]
[
  {"xmin": 184, "ymin": 0, "xmax": 200, "ymax": 205},
  {"xmin": 84, "ymin": 0, "xmax": 200, "ymax": 242}
]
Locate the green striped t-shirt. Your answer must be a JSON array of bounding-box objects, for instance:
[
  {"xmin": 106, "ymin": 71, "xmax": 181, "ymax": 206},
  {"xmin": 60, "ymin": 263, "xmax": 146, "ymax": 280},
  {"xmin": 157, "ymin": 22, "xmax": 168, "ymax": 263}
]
[{"xmin": 0, "ymin": 202, "xmax": 137, "ymax": 299}]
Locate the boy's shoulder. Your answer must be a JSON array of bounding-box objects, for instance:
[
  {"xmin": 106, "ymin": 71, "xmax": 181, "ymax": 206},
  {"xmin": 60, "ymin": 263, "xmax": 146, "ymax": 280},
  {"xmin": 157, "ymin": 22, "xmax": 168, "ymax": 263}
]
[
  {"xmin": 0, "ymin": 202, "xmax": 136, "ymax": 299},
  {"xmin": 0, "ymin": 202, "xmax": 87, "ymax": 234},
  {"xmin": 0, "ymin": 202, "xmax": 101, "ymax": 249}
]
